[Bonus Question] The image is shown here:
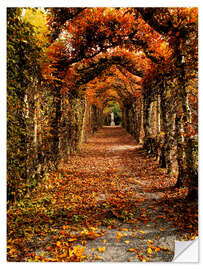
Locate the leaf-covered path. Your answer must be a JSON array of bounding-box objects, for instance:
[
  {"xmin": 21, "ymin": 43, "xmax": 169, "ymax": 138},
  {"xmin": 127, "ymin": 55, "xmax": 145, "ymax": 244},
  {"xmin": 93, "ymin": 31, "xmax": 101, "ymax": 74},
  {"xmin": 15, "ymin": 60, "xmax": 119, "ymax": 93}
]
[{"xmin": 7, "ymin": 127, "xmax": 198, "ymax": 262}]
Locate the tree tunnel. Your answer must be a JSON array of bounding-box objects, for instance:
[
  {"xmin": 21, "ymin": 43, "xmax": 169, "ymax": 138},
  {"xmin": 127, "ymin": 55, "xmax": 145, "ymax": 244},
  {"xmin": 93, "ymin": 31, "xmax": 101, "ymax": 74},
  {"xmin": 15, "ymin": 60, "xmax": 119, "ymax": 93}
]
[{"xmin": 7, "ymin": 7, "xmax": 198, "ymax": 202}]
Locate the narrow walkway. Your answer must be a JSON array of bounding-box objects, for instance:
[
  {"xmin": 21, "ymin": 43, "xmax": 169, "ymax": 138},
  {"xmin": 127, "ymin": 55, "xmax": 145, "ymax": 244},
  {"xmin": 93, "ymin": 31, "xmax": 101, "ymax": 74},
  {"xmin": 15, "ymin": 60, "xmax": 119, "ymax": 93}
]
[
  {"xmin": 57, "ymin": 127, "xmax": 181, "ymax": 262},
  {"xmin": 8, "ymin": 127, "xmax": 197, "ymax": 262}
]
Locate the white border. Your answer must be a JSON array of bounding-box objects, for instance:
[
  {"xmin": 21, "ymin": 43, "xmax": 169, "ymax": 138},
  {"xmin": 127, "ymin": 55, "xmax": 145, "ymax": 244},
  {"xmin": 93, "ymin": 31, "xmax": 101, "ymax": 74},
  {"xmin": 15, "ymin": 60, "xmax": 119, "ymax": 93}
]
[
  {"xmin": 2, "ymin": 0, "xmax": 202, "ymax": 7},
  {"xmin": 1, "ymin": 1, "xmax": 202, "ymax": 269}
]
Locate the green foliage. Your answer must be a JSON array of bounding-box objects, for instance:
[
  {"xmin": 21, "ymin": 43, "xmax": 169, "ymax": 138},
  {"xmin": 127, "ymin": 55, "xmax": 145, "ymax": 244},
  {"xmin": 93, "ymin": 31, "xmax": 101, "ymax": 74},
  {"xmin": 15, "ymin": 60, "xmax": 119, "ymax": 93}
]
[
  {"xmin": 7, "ymin": 8, "xmax": 43, "ymax": 202},
  {"xmin": 109, "ymin": 101, "xmax": 122, "ymax": 119},
  {"xmin": 103, "ymin": 101, "xmax": 122, "ymax": 126}
]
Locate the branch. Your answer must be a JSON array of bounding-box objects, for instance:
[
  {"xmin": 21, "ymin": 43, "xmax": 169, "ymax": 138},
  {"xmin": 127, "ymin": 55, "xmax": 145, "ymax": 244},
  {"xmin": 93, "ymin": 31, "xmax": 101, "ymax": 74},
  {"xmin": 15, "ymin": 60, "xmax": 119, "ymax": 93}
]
[{"xmin": 136, "ymin": 8, "xmax": 173, "ymax": 35}]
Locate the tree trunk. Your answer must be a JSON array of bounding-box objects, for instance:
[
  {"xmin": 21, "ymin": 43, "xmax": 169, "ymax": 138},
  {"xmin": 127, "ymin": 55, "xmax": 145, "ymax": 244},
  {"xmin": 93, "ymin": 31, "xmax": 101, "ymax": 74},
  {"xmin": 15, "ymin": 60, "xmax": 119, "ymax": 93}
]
[
  {"xmin": 80, "ymin": 98, "xmax": 88, "ymax": 144},
  {"xmin": 157, "ymin": 94, "xmax": 161, "ymax": 135},
  {"xmin": 139, "ymin": 97, "xmax": 144, "ymax": 144}
]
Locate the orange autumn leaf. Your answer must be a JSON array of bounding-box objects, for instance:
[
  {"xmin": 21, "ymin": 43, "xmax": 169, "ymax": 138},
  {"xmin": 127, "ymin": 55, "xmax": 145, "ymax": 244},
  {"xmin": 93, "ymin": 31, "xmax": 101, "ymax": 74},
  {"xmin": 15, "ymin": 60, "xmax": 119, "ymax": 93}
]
[
  {"xmin": 128, "ymin": 248, "xmax": 136, "ymax": 252},
  {"xmin": 68, "ymin": 238, "xmax": 77, "ymax": 242},
  {"xmin": 116, "ymin": 232, "xmax": 123, "ymax": 242},
  {"xmin": 70, "ymin": 245, "xmax": 86, "ymax": 257}
]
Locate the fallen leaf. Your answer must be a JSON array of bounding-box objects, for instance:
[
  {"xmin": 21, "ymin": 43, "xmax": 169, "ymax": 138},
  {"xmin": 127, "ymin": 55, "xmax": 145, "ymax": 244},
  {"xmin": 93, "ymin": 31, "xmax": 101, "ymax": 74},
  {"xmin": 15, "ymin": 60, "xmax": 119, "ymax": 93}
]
[
  {"xmin": 56, "ymin": 241, "xmax": 61, "ymax": 247},
  {"xmin": 160, "ymin": 246, "xmax": 168, "ymax": 250},
  {"xmin": 68, "ymin": 238, "xmax": 77, "ymax": 242},
  {"xmin": 147, "ymin": 247, "xmax": 153, "ymax": 254},
  {"xmin": 131, "ymin": 232, "xmax": 137, "ymax": 237},
  {"xmin": 116, "ymin": 232, "xmax": 123, "ymax": 242},
  {"xmin": 89, "ymin": 226, "xmax": 96, "ymax": 231},
  {"xmin": 95, "ymin": 256, "xmax": 103, "ymax": 260},
  {"xmin": 121, "ymin": 228, "xmax": 128, "ymax": 231},
  {"xmin": 135, "ymin": 180, "xmax": 142, "ymax": 184},
  {"xmin": 98, "ymin": 246, "xmax": 106, "ymax": 252},
  {"xmin": 160, "ymin": 228, "xmax": 165, "ymax": 231},
  {"xmin": 128, "ymin": 248, "xmax": 136, "ymax": 252},
  {"xmin": 59, "ymin": 251, "xmax": 67, "ymax": 258},
  {"xmin": 72, "ymin": 245, "xmax": 86, "ymax": 257},
  {"xmin": 124, "ymin": 240, "xmax": 130, "ymax": 244}
]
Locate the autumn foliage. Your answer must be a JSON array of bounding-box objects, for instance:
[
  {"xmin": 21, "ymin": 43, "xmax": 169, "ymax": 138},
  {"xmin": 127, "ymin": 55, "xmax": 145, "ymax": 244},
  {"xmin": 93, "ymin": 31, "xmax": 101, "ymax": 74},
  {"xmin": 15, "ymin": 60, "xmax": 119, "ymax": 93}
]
[{"xmin": 7, "ymin": 7, "xmax": 198, "ymax": 262}]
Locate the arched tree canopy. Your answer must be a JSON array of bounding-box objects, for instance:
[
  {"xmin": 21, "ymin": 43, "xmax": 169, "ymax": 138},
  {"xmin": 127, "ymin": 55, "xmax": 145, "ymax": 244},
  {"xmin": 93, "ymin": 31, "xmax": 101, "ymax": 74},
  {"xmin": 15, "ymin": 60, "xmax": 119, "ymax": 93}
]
[
  {"xmin": 43, "ymin": 7, "xmax": 197, "ymax": 109},
  {"xmin": 7, "ymin": 6, "xmax": 198, "ymax": 205}
]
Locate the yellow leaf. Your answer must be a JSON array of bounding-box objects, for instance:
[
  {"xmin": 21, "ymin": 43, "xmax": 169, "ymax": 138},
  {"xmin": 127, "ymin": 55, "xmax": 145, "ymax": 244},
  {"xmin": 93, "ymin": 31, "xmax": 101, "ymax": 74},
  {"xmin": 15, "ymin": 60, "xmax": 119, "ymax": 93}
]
[
  {"xmin": 68, "ymin": 238, "xmax": 77, "ymax": 242},
  {"xmin": 56, "ymin": 241, "xmax": 61, "ymax": 247},
  {"xmin": 8, "ymin": 248, "xmax": 17, "ymax": 254},
  {"xmin": 124, "ymin": 240, "xmax": 130, "ymax": 244},
  {"xmin": 160, "ymin": 41, "xmax": 167, "ymax": 50},
  {"xmin": 98, "ymin": 246, "xmax": 106, "ymax": 252},
  {"xmin": 147, "ymin": 248, "xmax": 153, "ymax": 254},
  {"xmin": 72, "ymin": 245, "xmax": 85, "ymax": 257},
  {"xmin": 69, "ymin": 249, "xmax": 73, "ymax": 257},
  {"xmin": 135, "ymin": 180, "xmax": 142, "ymax": 184},
  {"xmin": 116, "ymin": 232, "xmax": 123, "ymax": 241},
  {"xmin": 139, "ymin": 230, "xmax": 146, "ymax": 234},
  {"xmin": 91, "ymin": 248, "xmax": 95, "ymax": 251},
  {"xmin": 89, "ymin": 226, "xmax": 96, "ymax": 231},
  {"xmin": 103, "ymin": 239, "xmax": 107, "ymax": 243},
  {"xmin": 121, "ymin": 228, "xmax": 128, "ymax": 231},
  {"xmin": 131, "ymin": 232, "xmax": 137, "ymax": 237}
]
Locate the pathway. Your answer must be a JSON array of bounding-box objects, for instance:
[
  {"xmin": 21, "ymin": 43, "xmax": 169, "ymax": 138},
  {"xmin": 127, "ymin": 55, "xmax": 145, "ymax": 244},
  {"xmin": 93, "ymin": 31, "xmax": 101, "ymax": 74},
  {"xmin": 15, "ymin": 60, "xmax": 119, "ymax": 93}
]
[
  {"xmin": 57, "ymin": 127, "xmax": 182, "ymax": 262},
  {"xmin": 8, "ymin": 127, "xmax": 196, "ymax": 262}
]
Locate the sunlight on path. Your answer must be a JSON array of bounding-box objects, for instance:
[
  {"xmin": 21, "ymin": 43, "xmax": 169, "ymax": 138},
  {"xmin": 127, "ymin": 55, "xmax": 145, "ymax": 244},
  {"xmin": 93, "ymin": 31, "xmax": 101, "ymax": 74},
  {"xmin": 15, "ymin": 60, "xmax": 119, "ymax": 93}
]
[{"xmin": 111, "ymin": 145, "xmax": 142, "ymax": 151}]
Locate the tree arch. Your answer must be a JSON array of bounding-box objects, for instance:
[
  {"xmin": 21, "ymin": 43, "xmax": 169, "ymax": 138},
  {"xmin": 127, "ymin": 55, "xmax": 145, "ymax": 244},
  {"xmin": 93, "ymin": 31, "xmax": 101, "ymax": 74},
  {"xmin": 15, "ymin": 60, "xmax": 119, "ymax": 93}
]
[{"xmin": 7, "ymin": 7, "xmax": 198, "ymax": 203}]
